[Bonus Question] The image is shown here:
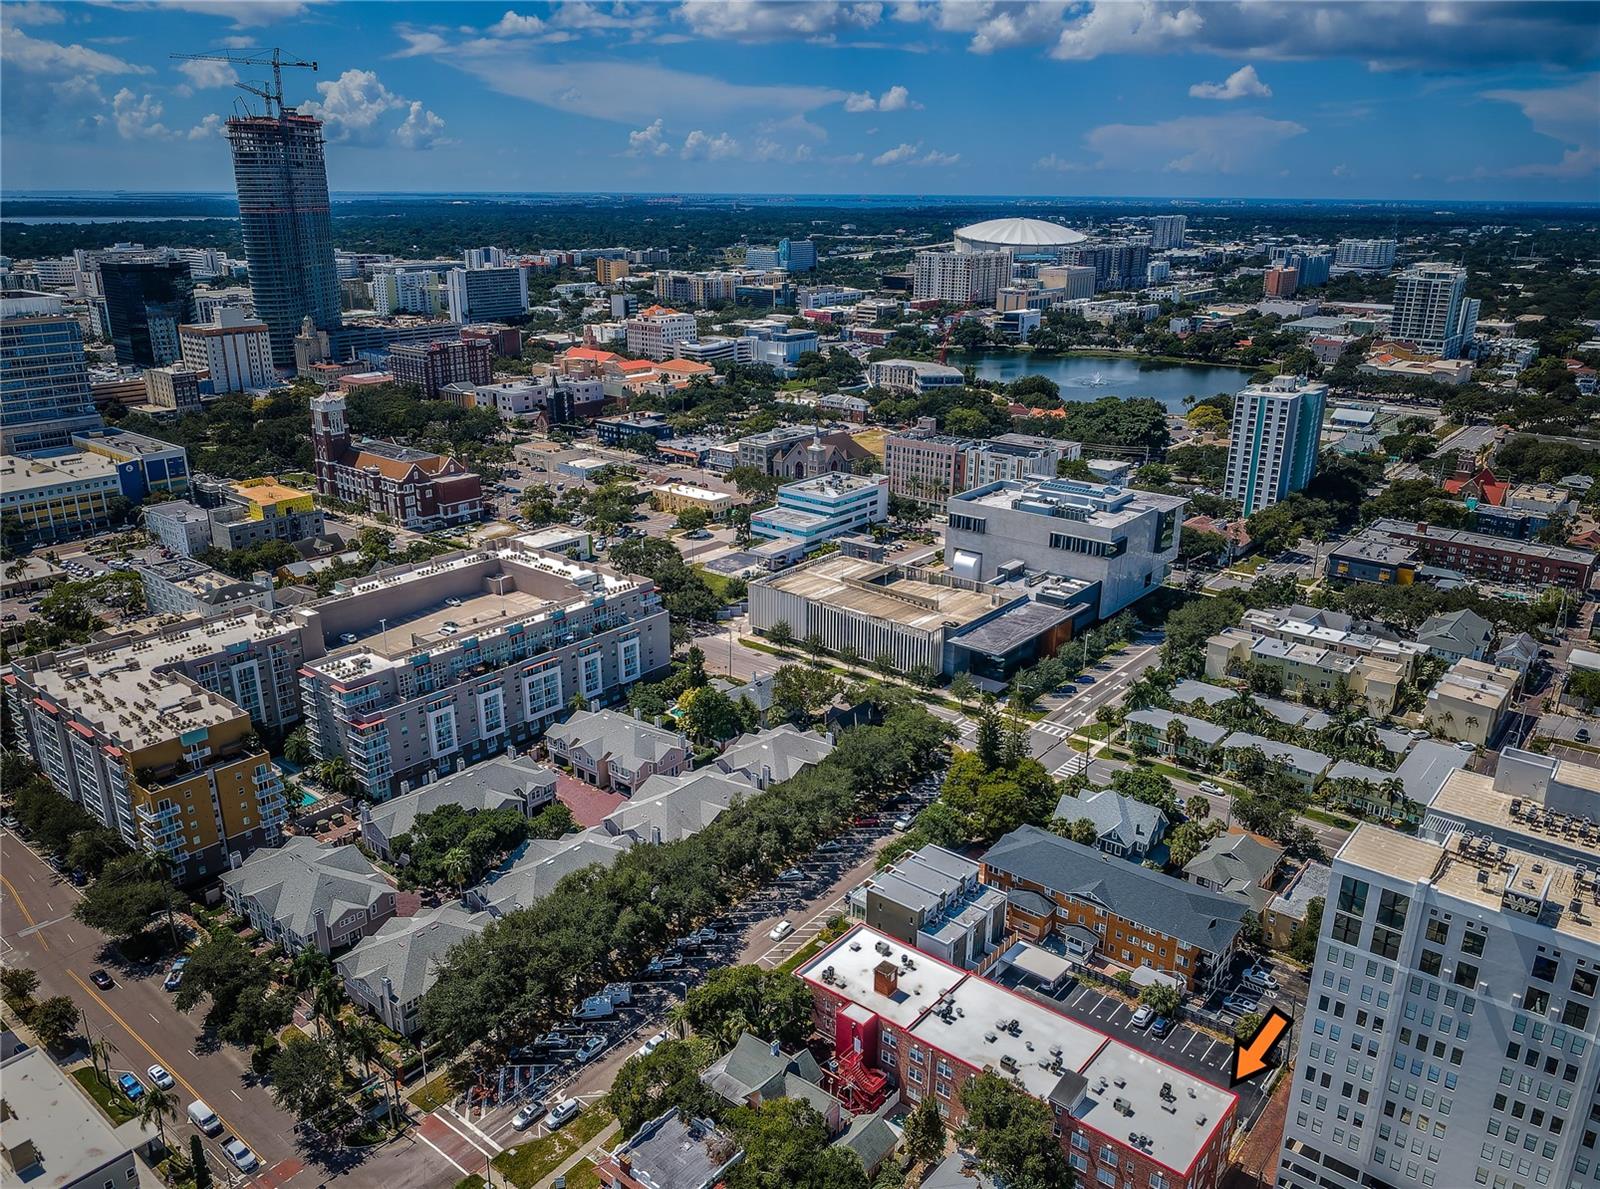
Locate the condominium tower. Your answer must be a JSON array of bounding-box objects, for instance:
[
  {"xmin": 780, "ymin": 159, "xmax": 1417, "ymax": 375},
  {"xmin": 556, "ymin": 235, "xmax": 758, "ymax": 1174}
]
[
  {"xmin": 1148, "ymin": 214, "xmax": 1187, "ymax": 250},
  {"xmin": 226, "ymin": 109, "xmax": 342, "ymax": 370},
  {"xmin": 0, "ymin": 291, "xmax": 102, "ymax": 452},
  {"xmin": 1223, "ymin": 376, "xmax": 1328, "ymax": 516},
  {"xmin": 913, "ymin": 249, "xmax": 1011, "ymax": 305},
  {"xmin": 1390, "ymin": 263, "xmax": 1480, "ymax": 359}
]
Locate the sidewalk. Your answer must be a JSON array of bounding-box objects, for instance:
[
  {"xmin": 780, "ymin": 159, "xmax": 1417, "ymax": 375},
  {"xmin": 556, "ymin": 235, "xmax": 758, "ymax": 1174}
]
[{"xmin": 533, "ymin": 1119, "xmax": 619, "ymax": 1189}]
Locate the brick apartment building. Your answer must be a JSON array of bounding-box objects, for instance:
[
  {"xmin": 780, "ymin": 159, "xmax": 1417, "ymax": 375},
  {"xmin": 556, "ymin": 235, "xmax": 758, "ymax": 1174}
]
[
  {"xmin": 389, "ymin": 336, "xmax": 493, "ymax": 398},
  {"xmin": 798, "ymin": 924, "xmax": 1236, "ymax": 1189},
  {"xmin": 1330, "ymin": 518, "xmax": 1597, "ymax": 590}
]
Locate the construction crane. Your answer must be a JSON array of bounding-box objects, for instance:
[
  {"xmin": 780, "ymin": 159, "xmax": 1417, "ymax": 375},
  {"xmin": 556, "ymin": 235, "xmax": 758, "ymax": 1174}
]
[{"xmin": 169, "ymin": 48, "xmax": 317, "ymax": 119}]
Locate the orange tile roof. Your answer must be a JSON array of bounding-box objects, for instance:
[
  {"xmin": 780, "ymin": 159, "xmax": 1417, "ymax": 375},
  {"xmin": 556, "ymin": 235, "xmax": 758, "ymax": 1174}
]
[
  {"xmin": 657, "ymin": 359, "xmax": 712, "ymax": 376},
  {"xmin": 639, "ymin": 305, "xmax": 683, "ymax": 317},
  {"xmin": 563, "ymin": 346, "xmax": 620, "ymax": 363},
  {"xmin": 612, "ymin": 359, "xmax": 656, "ymax": 374}
]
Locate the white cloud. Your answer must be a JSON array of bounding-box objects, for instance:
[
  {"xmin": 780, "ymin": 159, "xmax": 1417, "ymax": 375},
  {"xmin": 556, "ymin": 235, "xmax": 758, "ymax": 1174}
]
[
  {"xmin": 1034, "ymin": 152, "xmax": 1085, "ymax": 172},
  {"xmin": 141, "ymin": 1, "xmax": 316, "ymax": 28},
  {"xmin": 1483, "ymin": 74, "xmax": 1600, "ymax": 179},
  {"xmin": 489, "ymin": 9, "xmax": 545, "ymax": 36},
  {"xmin": 872, "ymin": 141, "xmax": 920, "ymax": 165},
  {"xmin": 871, "ymin": 140, "xmax": 958, "ymax": 166},
  {"xmin": 678, "ymin": 0, "xmax": 885, "ymax": 42},
  {"xmin": 752, "ymin": 138, "xmax": 813, "ymax": 164},
  {"xmin": 392, "ymin": 29, "xmax": 450, "ymax": 57},
  {"xmin": 0, "ymin": 26, "xmax": 151, "ymax": 75},
  {"xmin": 2, "ymin": 3, "xmax": 65, "ymax": 25},
  {"xmin": 176, "ymin": 58, "xmax": 239, "ymax": 90},
  {"xmin": 111, "ymin": 89, "xmax": 172, "ymax": 139},
  {"xmin": 681, "ymin": 129, "xmax": 741, "ymax": 160},
  {"xmin": 302, "ymin": 68, "xmax": 451, "ymax": 150},
  {"xmin": 1080, "ymin": 114, "xmax": 1307, "ymax": 173},
  {"xmin": 548, "ymin": 2, "xmax": 652, "ymax": 32},
  {"xmin": 1331, "ymin": 162, "xmax": 1350, "ymax": 177},
  {"xmin": 188, "ymin": 113, "xmax": 224, "ymax": 141},
  {"xmin": 440, "ymin": 47, "xmax": 846, "ymax": 125},
  {"xmin": 845, "ymin": 83, "xmax": 920, "ymax": 112},
  {"xmin": 626, "ymin": 118, "xmax": 670, "ymax": 156},
  {"xmin": 1188, "ymin": 64, "xmax": 1270, "ymax": 101},
  {"xmin": 761, "ymin": 112, "xmax": 828, "ymax": 141}
]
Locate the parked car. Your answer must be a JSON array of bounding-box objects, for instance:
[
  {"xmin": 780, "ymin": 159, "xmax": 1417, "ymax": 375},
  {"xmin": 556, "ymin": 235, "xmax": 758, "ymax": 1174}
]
[
  {"xmin": 891, "ymin": 815, "xmax": 913, "ymax": 832},
  {"xmin": 1198, "ymin": 781, "xmax": 1224, "ymax": 796},
  {"xmin": 776, "ymin": 868, "xmax": 805, "ymax": 882},
  {"xmin": 146, "ymin": 1064, "xmax": 175, "ymax": 1091},
  {"xmin": 1, "ymin": 815, "xmax": 18, "ymax": 830},
  {"xmin": 222, "ymin": 1138, "xmax": 258, "ymax": 1173},
  {"xmin": 543, "ymin": 1100, "xmax": 580, "ymax": 1130},
  {"xmin": 576, "ymin": 1036, "xmax": 605, "ymax": 1063},
  {"xmin": 769, "ymin": 920, "xmax": 795, "ymax": 942},
  {"xmin": 117, "ymin": 1073, "xmax": 145, "ymax": 1101},
  {"xmin": 512, "ymin": 1102, "xmax": 542, "ymax": 1131},
  {"xmin": 187, "ymin": 1101, "xmax": 222, "ymax": 1136},
  {"xmin": 1075, "ymin": 674, "xmax": 1095, "ymax": 685},
  {"xmin": 636, "ymin": 1030, "xmax": 669, "ymax": 1060},
  {"xmin": 1455, "ymin": 740, "xmax": 1476, "ymax": 752},
  {"xmin": 1242, "ymin": 966, "xmax": 1280, "ymax": 992},
  {"xmin": 1130, "ymin": 1005, "xmax": 1155, "ymax": 1029},
  {"xmin": 163, "ymin": 960, "xmax": 187, "ymax": 992},
  {"xmin": 1221, "ymin": 994, "xmax": 1259, "ymax": 1016},
  {"xmin": 1150, "ymin": 1016, "xmax": 1173, "ymax": 1039},
  {"xmin": 90, "ymin": 969, "xmax": 114, "ymax": 990}
]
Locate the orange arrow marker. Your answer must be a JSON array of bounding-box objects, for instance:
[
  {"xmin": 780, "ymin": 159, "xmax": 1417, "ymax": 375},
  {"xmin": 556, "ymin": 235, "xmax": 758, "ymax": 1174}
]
[{"xmin": 1231, "ymin": 1006, "xmax": 1292, "ymax": 1086}]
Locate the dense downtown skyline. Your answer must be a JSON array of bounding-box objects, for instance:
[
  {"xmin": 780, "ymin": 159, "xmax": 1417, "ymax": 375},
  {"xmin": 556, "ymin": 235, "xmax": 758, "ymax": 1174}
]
[{"xmin": 1, "ymin": 0, "xmax": 1598, "ymax": 201}]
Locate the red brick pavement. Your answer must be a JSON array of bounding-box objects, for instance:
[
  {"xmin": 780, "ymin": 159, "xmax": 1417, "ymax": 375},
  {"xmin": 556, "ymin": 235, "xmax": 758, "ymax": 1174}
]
[{"xmin": 553, "ymin": 771, "xmax": 627, "ymax": 827}]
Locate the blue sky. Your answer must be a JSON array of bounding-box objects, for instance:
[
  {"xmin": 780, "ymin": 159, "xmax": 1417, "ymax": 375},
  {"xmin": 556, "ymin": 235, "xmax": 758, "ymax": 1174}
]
[{"xmin": 3, "ymin": 1, "xmax": 1598, "ymax": 200}]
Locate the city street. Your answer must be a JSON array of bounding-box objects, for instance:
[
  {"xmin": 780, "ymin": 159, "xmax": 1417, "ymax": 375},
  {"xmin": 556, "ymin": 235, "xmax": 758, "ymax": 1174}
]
[{"xmin": 0, "ymin": 831, "xmax": 463, "ymax": 1189}]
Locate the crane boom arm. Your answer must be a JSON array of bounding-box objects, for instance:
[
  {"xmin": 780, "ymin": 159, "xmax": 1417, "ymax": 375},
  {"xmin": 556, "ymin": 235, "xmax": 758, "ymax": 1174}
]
[{"xmin": 169, "ymin": 48, "xmax": 317, "ymax": 118}]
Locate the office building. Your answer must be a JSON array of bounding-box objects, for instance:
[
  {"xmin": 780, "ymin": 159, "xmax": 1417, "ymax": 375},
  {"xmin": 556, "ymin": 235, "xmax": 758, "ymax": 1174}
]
[
  {"xmin": 1223, "ymin": 375, "xmax": 1329, "ymax": 516},
  {"xmin": 389, "ymin": 337, "xmax": 492, "ymax": 398},
  {"xmin": 1264, "ymin": 265, "xmax": 1300, "ymax": 298},
  {"xmin": 297, "ymin": 546, "xmax": 672, "ymax": 800},
  {"xmin": 372, "ymin": 266, "xmax": 442, "ymax": 316},
  {"xmin": 594, "ymin": 257, "xmax": 630, "ymax": 284},
  {"xmin": 0, "ymin": 292, "xmax": 103, "ymax": 451},
  {"xmin": 750, "ymin": 552, "xmax": 1075, "ymax": 680},
  {"xmin": 745, "ymin": 237, "xmax": 816, "ymax": 272},
  {"xmin": 1272, "ymin": 248, "xmax": 1332, "ymax": 288},
  {"xmin": 913, "ymin": 249, "xmax": 1011, "ymax": 305},
  {"xmin": 1276, "ymin": 819, "xmax": 1600, "ymax": 1189},
  {"xmin": 0, "ymin": 1044, "xmax": 147, "ymax": 1189},
  {"xmin": 143, "ymin": 500, "xmax": 214, "ymax": 557},
  {"xmin": 625, "ymin": 306, "xmax": 698, "ymax": 360},
  {"xmin": 178, "ymin": 306, "xmax": 275, "ymax": 393},
  {"xmin": 148, "ymin": 477, "xmax": 324, "ymax": 557},
  {"xmin": 1063, "ymin": 240, "xmax": 1151, "ymax": 291},
  {"xmin": 1333, "ymin": 238, "xmax": 1397, "ymax": 271},
  {"xmin": 445, "ymin": 266, "xmax": 530, "ymax": 324},
  {"xmin": 311, "ymin": 392, "xmax": 482, "ymax": 529},
  {"xmin": 865, "ymin": 358, "xmax": 964, "ymax": 396},
  {"xmin": 885, "ymin": 423, "xmax": 1075, "ymax": 508},
  {"xmin": 137, "ymin": 557, "xmax": 275, "ymax": 617},
  {"xmin": 6, "ymin": 660, "xmax": 285, "ymax": 881},
  {"xmin": 1148, "ymin": 214, "xmax": 1187, "ymax": 250},
  {"xmin": 798, "ymin": 922, "xmax": 1237, "ymax": 1189},
  {"xmin": 1328, "ymin": 520, "xmax": 1597, "ymax": 591},
  {"xmin": 0, "ymin": 451, "xmax": 125, "ymax": 543},
  {"xmin": 99, "ymin": 256, "xmax": 196, "ymax": 367},
  {"xmin": 944, "ymin": 476, "xmax": 1186, "ymax": 619},
  {"xmin": 226, "ymin": 109, "xmax": 342, "ymax": 370},
  {"xmin": 72, "ymin": 426, "xmax": 189, "ymax": 500},
  {"xmin": 1036, "ymin": 265, "xmax": 1100, "ymax": 300},
  {"xmin": 1390, "ymin": 262, "xmax": 1480, "ymax": 358},
  {"xmin": 594, "ymin": 411, "xmax": 673, "ymax": 447},
  {"xmin": 751, "ymin": 473, "xmax": 889, "ymax": 548},
  {"xmin": 145, "ymin": 363, "xmax": 206, "ymax": 412}
]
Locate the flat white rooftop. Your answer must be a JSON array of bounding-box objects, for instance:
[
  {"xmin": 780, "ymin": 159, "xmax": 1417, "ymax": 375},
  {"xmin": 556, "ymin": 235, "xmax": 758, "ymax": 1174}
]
[
  {"xmin": 1075, "ymin": 1043, "xmax": 1236, "ymax": 1177},
  {"xmin": 796, "ymin": 927, "xmax": 964, "ymax": 1029}
]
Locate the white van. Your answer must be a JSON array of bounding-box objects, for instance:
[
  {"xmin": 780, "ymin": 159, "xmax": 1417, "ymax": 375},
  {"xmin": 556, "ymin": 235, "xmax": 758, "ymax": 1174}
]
[{"xmin": 187, "ymin": 1100, "xmax": 223, "ymax": 1136}]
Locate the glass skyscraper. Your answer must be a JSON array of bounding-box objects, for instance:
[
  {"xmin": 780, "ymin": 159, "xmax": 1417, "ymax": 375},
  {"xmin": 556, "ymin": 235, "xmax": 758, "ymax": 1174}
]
[
  {"xmin": 0, "ymin": 292, "xmax": 102, "ymax": 453},
  {"xmin": 100, "ymin": 257, "xmax": 196, "ymax": 368},
  {"xmin": 225, "ymin": 111, "xmax": 341, "ymax": 371}
]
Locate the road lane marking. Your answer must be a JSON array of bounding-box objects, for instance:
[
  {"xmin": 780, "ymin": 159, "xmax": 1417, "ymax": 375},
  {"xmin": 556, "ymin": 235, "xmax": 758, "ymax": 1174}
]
[
  {"xmin": 416, "ymin": 1127, "xmax": 471, "ymax": 1176},
  {"xmin": 66, "ymin": 969, "xmax": 257, "ymax": 1158},
  {"xmin": 0, "ymin": 873, "xmax": 48, "ymax": 951}
]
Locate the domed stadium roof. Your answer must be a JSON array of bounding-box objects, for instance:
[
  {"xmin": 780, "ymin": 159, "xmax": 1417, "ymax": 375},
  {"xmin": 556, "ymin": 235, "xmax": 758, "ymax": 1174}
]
[{"xmin": 954, "ymin": 217, "xmax": 1087, "ymax": 251}]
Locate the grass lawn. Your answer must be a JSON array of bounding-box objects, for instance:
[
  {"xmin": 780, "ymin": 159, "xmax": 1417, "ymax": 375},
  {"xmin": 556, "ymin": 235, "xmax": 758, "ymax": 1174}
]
[
  {"xmin": 1081, "ymin": 722, "xmax": 1112, "ymax": 740},
  {"xmin": 1228, "ymin": 556, "xmax": 1266, "ymax": 575},
  {"xmin": 492, "ymin": 1103, "xmax": 613, "ymax": 1188},
  {"xmin": 454, "ymin": 1177, "xmax": 486, "ymax": 1189},
  {"xmin": 72, "ymin": 1067, "xmax": 139, "ymax": 1124},
  {"xmin": 561, "ymin": 1164, "xmax": 602, "ymax": 1189},
  {"xmin": 1304, "ymin": 807, "xmax": 1358, "ymax": 829},
  {"xmin": 407, "ymin": 1069, "xmax": 459, "ymax": 1112},
  {"xmin": 691, "ymin": 566, "xmax": 738, "ymax": 603}
]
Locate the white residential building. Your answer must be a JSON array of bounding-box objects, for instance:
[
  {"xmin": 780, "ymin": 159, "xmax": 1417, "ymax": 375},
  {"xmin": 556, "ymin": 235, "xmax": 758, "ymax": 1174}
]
[
  {"xmin": 445, "ymin": 266, "xmax": 529, "ymax": 324},
  {"xmin": 865, "ymin": 358, "xmax": 964, "ymax": 396},
  {"xmin": 1147, "ymin": 214, "xmax": 1187, "ymax": 250},
  {"xmin": 1223, "ymin": 376, "xmax": 1329, "ymax": 516},
  {"xmin": 177, "ymin": 307, "xmax": 275, "ymax": 392},
  {"xmin": 913, "ymin": 248, "xmax": 1011, "ymax": 305},
  {"xmin": 1390, "ymin": 262, "xmax": 1480, "ymax": 358},
  {"xmin": 1277, "ymin": 820, "xmax": 1600, "ymax": 1189},
  {"xmin": 625, "ymin": 306, "xmax": 698, "ymax": 361},
  {"xmin": 1333, "ymin": 238, "xmax": 1397, "ymax": 271}
]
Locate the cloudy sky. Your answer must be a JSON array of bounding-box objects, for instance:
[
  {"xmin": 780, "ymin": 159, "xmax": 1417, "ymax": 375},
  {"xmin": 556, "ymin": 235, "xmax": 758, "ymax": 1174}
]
[{"xmin": 3, "ymin": 0, "xmax": 1597, "ymax": 199}]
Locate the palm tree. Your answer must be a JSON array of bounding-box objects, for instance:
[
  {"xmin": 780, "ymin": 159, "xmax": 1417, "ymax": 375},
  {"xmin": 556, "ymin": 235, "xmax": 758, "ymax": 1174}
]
[
  {"xmin": 138, "ymin": 1085, "xmax": 177, "ymax": 1152},
  {"xmin": 441, "ymin": 846, "xmax": 473, "ymax": 892},
  {"xmin": 1164, "ymin": 717, "xmax": 1188, "ymax": 757},
  {"xmin": 311, "ymin": 975, "xmax": 345, "ymax": 1048},
  {"xmin": 344, "ymin": 1017, "xmax": 384, "ymax": 1080},
  {"xmin": 88, "ymin": 1036, "xmax": 116, "ymax": 1086}
]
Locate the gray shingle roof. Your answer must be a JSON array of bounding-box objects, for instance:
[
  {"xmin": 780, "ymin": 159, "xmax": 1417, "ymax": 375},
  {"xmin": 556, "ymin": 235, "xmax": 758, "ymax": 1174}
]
[
  {"xmin": 702, "ymin": 1031, "xmax": 825, "ymax": 1105},
  {"xmin": 363, "ymin": 755, "xmax": 556, "ymax": 853},
  {"xmin": 1052, "ymin": 788, "xmax": 1168, "ymax": 850},
  {"xmin": 467, "ymin": 828, "xmax": 633, "ymax": 916},
  {"xmin": 1220, "ymin": 731, "xmax": 1332, "ymax": 777},
  {"xmin": 220, "ymin": 837, "xmax": 392, "ymax": 940},
  {"xmin": 1417, "ymin": 608, "xmax": 1493, "ymax": 650},
  {"xmin": 1182, "ymin": 832, "xmax": 1283, "ymax": 898},
  {"xmin": 545, "ymin": 709, "xmax": 684, "ymax": 772},
  {"xmin": 336, "ymin": 903, "xmax": 488, "ymax": 1006},
  {"xmin": 715, "ymin": 725, "xmax": 834, "ymax": 785},
  {"xmin": 602, "ymin": 770, "xmax": 756, "ymax": 844},
  {"xmin": 1124, "ymin": 708, "xmax": 1228, "ymax": 747},
  {"xmin": 983, "ymin": 826, "xmax": 1248, "ymax": 954}
]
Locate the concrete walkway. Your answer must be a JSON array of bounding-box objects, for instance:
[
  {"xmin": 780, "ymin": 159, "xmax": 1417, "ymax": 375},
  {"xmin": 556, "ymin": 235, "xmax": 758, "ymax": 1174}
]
[{"xmin": 533, "ymin": 1119, "xmax": 620, "ymax": 1189}]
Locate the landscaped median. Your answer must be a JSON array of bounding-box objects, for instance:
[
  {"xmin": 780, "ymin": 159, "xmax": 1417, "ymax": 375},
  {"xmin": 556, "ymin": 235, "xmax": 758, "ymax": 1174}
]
[{"xmin": 490, "ymin": 1100, "xmax": 615, "ymax": 1188}]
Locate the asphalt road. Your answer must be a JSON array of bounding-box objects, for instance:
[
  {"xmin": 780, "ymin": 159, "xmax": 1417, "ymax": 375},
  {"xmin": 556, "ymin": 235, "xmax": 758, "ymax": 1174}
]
[{"xmin": 0, "ymin": 830, "xmax": 463, "ymax": 1189}]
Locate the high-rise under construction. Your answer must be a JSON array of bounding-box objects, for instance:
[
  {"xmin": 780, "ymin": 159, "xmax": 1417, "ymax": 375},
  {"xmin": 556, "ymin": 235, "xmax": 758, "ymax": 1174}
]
[{"xmin": 225, "ymin": 109, "xmax": 341, "ymax": 370}]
